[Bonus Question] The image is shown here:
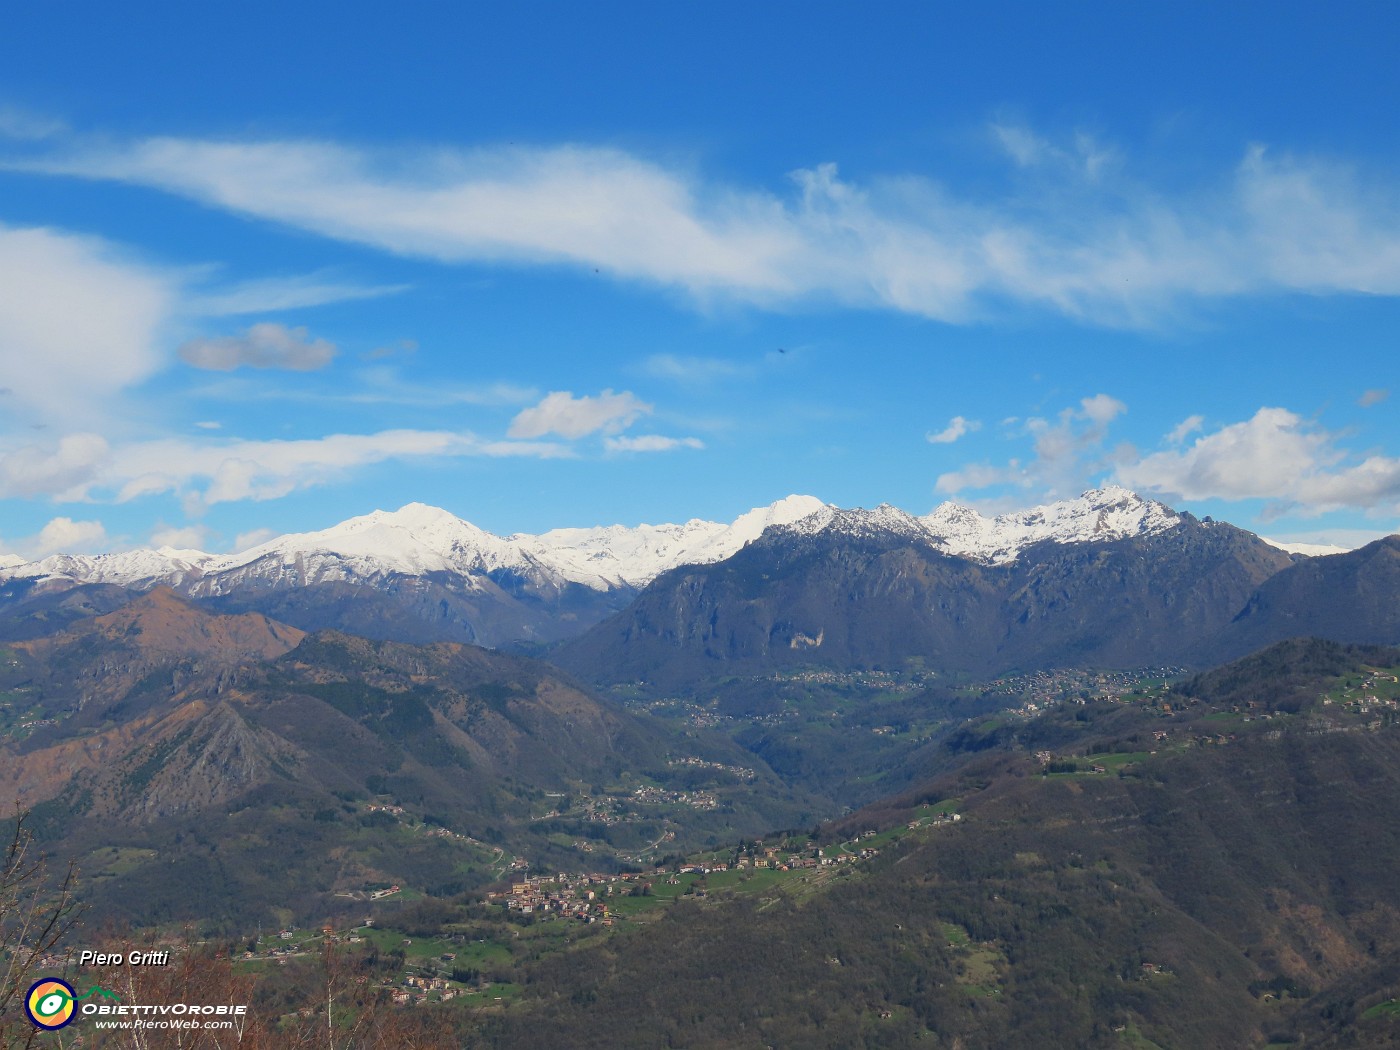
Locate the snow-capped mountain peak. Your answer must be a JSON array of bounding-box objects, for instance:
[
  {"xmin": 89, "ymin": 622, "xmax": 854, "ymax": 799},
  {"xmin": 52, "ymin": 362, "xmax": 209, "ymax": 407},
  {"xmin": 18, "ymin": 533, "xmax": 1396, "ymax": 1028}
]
[
  {"xmin": 922, "ymin": 485, "xmax": 1181, "ymax": 564},
  {"xmin": 527, "ymin": 495, "xmax": 831, "ymax": 588},
  {"xmin": 0, "ymin": 488, "xmax": 1201, "ymax": 598}
]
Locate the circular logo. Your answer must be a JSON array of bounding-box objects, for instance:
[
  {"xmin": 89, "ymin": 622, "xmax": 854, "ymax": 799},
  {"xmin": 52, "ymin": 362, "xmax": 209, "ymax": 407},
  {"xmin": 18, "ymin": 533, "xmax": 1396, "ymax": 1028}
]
[{"xmin": 25, "ymin": 978, "xmax": 77, "ymax": 1030}]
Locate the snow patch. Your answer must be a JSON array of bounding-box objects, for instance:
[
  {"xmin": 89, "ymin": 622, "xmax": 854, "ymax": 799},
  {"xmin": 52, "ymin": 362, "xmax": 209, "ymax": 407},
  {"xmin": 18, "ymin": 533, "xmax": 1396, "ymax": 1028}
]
[{"xmin": 1261, "ymin": 537, "xmax": 1351, "ymax": 557}]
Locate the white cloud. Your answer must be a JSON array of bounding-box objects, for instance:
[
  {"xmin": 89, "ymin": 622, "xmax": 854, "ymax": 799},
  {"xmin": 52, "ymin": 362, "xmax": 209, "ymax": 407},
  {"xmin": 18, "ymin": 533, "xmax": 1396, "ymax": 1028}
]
[
  {"xmin": 0, "ymin": 432, "xmax": 110, "ymax": 499},
  {"xmin": 20, "ymin": 517, "xmax": 107, "ymax": 559},
  {"xmin": 1118, "ymin": 408, "xmax": 1326, "ymax": 502},
  {"xmin": 1076, "ymin": 394, "xmax": 1127, "ymax": 427},
  {"xmin": 1359, "ymin": 388, "xmax": 1389, "ymax": 408},
  {"xmin": 178, "ymin": 322, "xmax": 336, "ymax": 371},
  {"xmin": 0, "ymin": 224, "xmax": 174, "ymax": 423},
  {"xmin": 26, "ymin": 131, "xmax": 1400, "ymax": 326},
  {"xmin": 508, "ymin": 390, "xmax": 651, "ymax": 440},
  {"xmin": 195, "ymin": 421, "xmax": 222, "ymax": 430},
  {"xmin": 1166, "ymin": 414, "xmax": 1205, "ymax": 444},
  {"xmin": 935, "ymin": 394, "xmax": 1125, "ymax": 499},
  {"xmin": 233, "ymin": 527, "xmax": 277, "ymax": 552},
  {"xmin": 1, "ymin": 428, "xmax": 571, "ymax": 510},
  {"xmin": 927, "ymin": 415, "xmax": 981, "ymax": 444},
  {"xmin": 1116, "ymin": 407, "xmax": 1400, "ymax": 514},
  {"xmin": 603, "ymin": 435, "xmax": 704, "ymax": 453},
  {"xmin": 35, "ymin": 517, "xmax": 106, "ymax": 555},
  {"xmin": 23, "ymin": 138, "xmax": 805, "ymax": 301},
  {"xmin": 150, "ymin": 524, "xmax": 211, "ymax": 550}
]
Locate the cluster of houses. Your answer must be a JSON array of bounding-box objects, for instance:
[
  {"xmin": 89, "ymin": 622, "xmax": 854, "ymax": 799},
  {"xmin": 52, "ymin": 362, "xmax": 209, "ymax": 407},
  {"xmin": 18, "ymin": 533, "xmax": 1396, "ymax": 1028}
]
[
  {"xmin": 492, "ymin": 873, "xmax": 621, "ymax": 924},
  {"xmin": 1326, "ymin": 670, "xmax": 1400, "ymax": 718},
  {"xmin": 991, "ymin": 666, "xmax": 1186, "ymax": 714},
  {"xmin": 392, "ymin": 974, "xmax": 463, "ymax": 1006},
  {"xmin": 631, "ymin": 785, "xmax": 718, "ymax": 809},
  {"xmin": 667, "ymin": 756, "xmax": 756, "ymax": 780},
  {"xmin": 487, "ymin": 826, "xmax": 957, "ymax": 926},
  {"xmin": 775, "ymin": 668, "xmax": 912, "ymax": 689}
]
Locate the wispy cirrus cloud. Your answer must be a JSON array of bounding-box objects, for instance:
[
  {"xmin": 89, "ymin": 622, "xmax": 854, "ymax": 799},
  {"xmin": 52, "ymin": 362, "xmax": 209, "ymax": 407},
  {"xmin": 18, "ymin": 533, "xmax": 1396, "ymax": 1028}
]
[
  {"xmin": 604, "ymin": 434, "xmax": 704, "ymax": 453},
  {"xmin": 0, "ymin": 428, "xmax": 572, "ymax": 511},
  {"xmin": 184, "ymin": 272, "xmax": 408, "ymax": 316},
  {"xmin": 937, "ymin": 395, "xmax": 1126, "ymax": 500},
  {"xmin": 18, "ymin": 131, "xmax": 1400, "ymax": 326},
  {"xmin": 638, "ymin": 353, "xmax": 754, "ymax": 384},
  {"xmin": 0, "ymin": 105, "xmax": 66, "ymax": 141}
]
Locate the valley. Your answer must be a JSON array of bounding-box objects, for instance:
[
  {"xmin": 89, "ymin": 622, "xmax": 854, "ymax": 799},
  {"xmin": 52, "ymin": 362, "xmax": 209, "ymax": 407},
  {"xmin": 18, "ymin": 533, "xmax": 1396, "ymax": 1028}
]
[{"xmin": 3, "ymin": 491, "xmax": 1399, "ymax": 1047}]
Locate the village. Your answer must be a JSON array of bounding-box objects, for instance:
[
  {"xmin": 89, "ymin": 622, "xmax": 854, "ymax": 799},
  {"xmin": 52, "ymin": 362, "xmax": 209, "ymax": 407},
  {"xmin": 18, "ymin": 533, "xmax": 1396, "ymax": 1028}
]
[
  {"xmin": 191, "ymin": 800, "xmax": 969, "ymax": 1011},
  {"xmin": 1323, "ymin": 666, "xmax": 1400, "ymax": 719},
  {"xmin": 492, "ymin": 803, "xmax": 965, "ymax": 926}
]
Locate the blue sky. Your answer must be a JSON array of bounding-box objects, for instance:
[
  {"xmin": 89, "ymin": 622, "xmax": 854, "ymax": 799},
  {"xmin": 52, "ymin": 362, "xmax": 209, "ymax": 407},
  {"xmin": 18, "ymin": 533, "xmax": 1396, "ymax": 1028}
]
[{"xmin": 1, "ymin": 2, "xmax": 1398, "ymax": 557}]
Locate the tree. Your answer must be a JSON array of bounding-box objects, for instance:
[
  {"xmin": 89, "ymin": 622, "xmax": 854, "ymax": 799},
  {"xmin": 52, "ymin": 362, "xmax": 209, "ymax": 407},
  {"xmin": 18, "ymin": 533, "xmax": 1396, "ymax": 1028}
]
[{"xmin": 0, "ymin": 808, "xmax": 81, "ymax": 1050}]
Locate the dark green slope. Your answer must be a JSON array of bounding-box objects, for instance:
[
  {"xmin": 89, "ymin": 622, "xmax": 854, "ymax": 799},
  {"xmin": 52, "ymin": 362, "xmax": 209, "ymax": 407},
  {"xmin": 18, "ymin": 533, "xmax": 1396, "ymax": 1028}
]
[{"xmin": 478, "ymin": 640, "xmax": 1400, "ymax": 1049}]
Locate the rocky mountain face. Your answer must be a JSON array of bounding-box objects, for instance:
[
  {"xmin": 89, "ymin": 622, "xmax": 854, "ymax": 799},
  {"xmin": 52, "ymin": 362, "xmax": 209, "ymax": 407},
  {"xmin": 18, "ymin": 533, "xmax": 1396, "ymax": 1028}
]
[
  {"xmin": 552, "ymin": 504, "xmax": 1368, "ymax": 687},
  {"xmin": 0, "ymin": 591, "xmax": 660, "ymax": 821}
]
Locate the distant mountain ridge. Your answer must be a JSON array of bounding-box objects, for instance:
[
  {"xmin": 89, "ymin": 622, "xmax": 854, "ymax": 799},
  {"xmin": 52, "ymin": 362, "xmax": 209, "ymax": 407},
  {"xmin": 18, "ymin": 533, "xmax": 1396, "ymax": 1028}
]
[
  {"xmin": 0, "ymin": 494, "xmax": 830, "ymax": 594},
  {"xmin": 0, "ymin": 487, "xmax": 1388, "ymax": 655},
  {"xmin": 555, "ymin": 507, "xmax": 1308, "ymax": 686},
  {"xmin": 0, "ymin": 486, "xmax": 1192, "ymax": 594}
]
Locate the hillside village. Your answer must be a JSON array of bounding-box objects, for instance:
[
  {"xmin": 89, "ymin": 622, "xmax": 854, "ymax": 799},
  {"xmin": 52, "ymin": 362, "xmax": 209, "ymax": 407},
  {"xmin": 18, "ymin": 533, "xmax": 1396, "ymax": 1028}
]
[{"xmin": 212, "ymin": 803, "xmax": 970, "ymax": 1010}]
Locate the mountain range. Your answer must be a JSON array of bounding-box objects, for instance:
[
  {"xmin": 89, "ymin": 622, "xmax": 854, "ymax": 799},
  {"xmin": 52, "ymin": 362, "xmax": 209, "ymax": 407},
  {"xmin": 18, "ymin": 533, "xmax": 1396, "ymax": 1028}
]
[{"xmin": 2, "ymin": 486, "xmax": 1396, "ymax": 676}]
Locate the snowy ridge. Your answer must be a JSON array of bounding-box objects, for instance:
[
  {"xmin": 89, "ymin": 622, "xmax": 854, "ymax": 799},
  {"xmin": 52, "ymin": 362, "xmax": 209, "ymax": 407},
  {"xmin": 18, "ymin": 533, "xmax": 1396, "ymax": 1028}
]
[
  {"xmin": 1261, "ymin": 537, "xmax": 1350, "ymax": 557},
  {"xmin": 0, "ymin": 487, "xmax": 1238, "ymax": 596},
  {"xmin": 767, "ymin": 486, "xmax": 1181, "ymax": 565},
  {"xmin": 922, "ymin": 485, "xmax": 1182, "ymax": 564},
  {"xmin": 528, "ymin": 494, "xmax": 829, "ymax": 587},
  {"xmin": 772, "ymin": 502, "xmax": 928, "ymax": 544},
  {"xmin": 0, "ymin": 495, "xmax": 836, "ymax": 594},
  {"xmin": 9, "ymin": 548, "xmax": 216, "ymax": 589}
]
